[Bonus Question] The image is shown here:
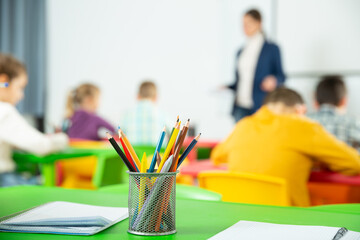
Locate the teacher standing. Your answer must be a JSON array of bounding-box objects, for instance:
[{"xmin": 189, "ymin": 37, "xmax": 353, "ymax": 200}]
[{"xmin": 227, "ymin": 9, "xmax": 285, "ymax": 122}]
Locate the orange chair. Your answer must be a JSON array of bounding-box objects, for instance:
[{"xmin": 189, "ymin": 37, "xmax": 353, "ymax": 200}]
[
  {"xmin": 198, "ymin": 171, "xmax": 290, "ymax": 206},
  {"xmin": 308, "ymin": 182, "xmax": 360, "ymax": 206}
]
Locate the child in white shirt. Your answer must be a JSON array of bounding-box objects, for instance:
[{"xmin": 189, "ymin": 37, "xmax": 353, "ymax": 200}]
[{"xmin": 0, "ymin": 53, "xmax": 68, "ymax": 186}]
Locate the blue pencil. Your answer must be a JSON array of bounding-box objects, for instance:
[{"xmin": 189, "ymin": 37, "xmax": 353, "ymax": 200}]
[
  {"xmin": 148, "ymin": 126, "xmax": 166, "ymax": 172},
  {"xmin": 176, "ymin": 133, "xmax": 201, "ymax": 169}
]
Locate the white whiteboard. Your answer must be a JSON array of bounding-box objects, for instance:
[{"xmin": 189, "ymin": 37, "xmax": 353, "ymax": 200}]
[{"xmin": 276, "ymin": 0, "xmax": 360, "ymax": 74}]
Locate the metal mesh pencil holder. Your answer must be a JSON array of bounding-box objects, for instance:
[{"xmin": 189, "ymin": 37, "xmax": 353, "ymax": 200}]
[{"xmin": 127, "ymin": 171, "xmax": 178, "ymax": 236}]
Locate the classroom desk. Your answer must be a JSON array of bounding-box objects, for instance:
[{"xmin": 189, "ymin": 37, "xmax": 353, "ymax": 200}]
[
  {"xmin": 13, "ymin": 148, "xmax": 118, "ymax": 187},
  {"xmin": 180, "ymin": 159, "xmax": 227, "ymax": 178},
  {"xmin": 1, "ymin": 186, "xmax": 360, "ymax": 240},
  {"xmin": 180, "ymin": 159, "xmax": 360, "ymax": 185},
  {"xmin": 182, "ymin": 138, "xmax": 219, "ymax": 162},
  {"xmin": 310, "ymin": 170, "xmax": 360, "ymax": 186}
]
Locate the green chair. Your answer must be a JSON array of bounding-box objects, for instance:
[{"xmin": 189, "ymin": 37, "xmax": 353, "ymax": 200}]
[
  {"xmin": 98, "ymin": 183, "xmax": 222, "ymax": 201},
  {"xmin": 197, "ymin": 147, "xmax": 212, "ymax": 160},
  {"xmin": 92, "ymin": 152, "xmax": 128, "ymax": 187},
  {"xmin": 310, "ymin": 204, "xmax": 360, "ymax": 214}
]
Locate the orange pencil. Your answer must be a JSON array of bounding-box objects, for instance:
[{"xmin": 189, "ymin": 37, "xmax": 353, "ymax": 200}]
[
  {"xmin": 118, "ymin": 133, "xmax": 139, "ymax": 172},
  {"xmin": 119, "ymin": 128, "xmax": 141, "ymax": 169}
]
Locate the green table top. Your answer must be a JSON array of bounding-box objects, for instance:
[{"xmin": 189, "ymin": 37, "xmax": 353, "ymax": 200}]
[
  {"xmin": 13, "ymin": 147, "xmax": 117, "ymax": 164},
  {"xmin": 1, "ymin": 186, "xmax": 360, "ymax": 239}
]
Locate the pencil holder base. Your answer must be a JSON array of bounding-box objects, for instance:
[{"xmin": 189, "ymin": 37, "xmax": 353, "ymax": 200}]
[
  {"xmin": 127, "ymin": 229, "xmax": 176, "ymax": 236},
  {"xmin": 128, "ymin": 171, "xmax": 178, "ymax": 235}
]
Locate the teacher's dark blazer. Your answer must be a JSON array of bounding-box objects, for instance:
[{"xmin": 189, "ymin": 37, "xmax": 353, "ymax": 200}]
[{"xmin": 228, "ymin": 40, "xmax": 285, "ymax": 116}]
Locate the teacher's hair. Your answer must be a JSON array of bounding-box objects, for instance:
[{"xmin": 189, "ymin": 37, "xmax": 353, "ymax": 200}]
[{"xmin": 245, "ymin": 9, "xmax": 262, "ymax": 22}]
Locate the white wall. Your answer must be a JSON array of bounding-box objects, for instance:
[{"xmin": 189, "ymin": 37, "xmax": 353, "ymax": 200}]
[
  {"xmin": 47, "ymin": 0, "xmax": 221, "ymax": 138},
  {"xmin": 46, "ymin": 0, "xmax": 274, "ymax": 139},
  {"xmin": 46, "ymin": 0, "xmax": 360, "ymax": 140},
  {"xmin": 277, "ymin": 0, "xmax": 360, "ymax": 116},
  {"xmin": 276, "ymin": 0, "xmax": 360, "ymax": 74}
]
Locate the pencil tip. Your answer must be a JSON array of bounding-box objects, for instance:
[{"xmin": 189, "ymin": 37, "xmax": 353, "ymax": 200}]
[{"xmin": 106, "ymin": 132, "xmax": 112, "ymax": 139}]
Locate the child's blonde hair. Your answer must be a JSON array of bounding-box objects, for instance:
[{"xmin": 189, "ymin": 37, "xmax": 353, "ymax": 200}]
[
  {"xmin": 65, "ymin": 83, "xmax": 100, "ymax": 118},
  {"xmin": 138, "ymin": 81, "xmax": 157, "ymax": 99}
]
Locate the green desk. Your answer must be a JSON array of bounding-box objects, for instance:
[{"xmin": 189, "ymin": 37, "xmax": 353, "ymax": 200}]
[
  {"xmin": 1, "ymin": 186, "xmax": 360, "ymax": 239},
  {"xmin": 13, "ymin": 148, "xmax": 121, "ymax": 187}
]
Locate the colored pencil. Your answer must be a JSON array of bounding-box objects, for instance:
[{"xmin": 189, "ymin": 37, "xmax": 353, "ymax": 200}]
[
  {"xmin": 132, "ymin": 155, "xmax": 174, "ymax": 229},
  {"xmin": 156, "ymin": 151, "xmax": 161, "ymax": 167},
  {"xmin": 168, "ymin": 116, "xmax": 179, "ymax": 151},
  {"xmin": 106, "ymin": 132, "xmax": 136, "ymax": 172},
  {"xmin": 139, "ymin": 153, "xmax": 147, "ymax": 210},
  {"xmin": 171, "ymin": 125, "xmax": 182, "ymax": 155},
  {"xmin": 148, "ymin": 126, "xmax": 166, "ymax": 172},
  {"xmin": 176, "ymin": 133, "xmax": 201, "ymax": 169},
  {"xmin": 141, "ymin": 152, "xmax": 147, "ymax": 173},
  {"xmin": 119, "ymin": 135, "xmax": 139, "ymax": 172},
  {"xmin": 171, "ymin": 119, "xmax": 190, "ymax": 171},
  {"xmin": 156, "ymin": 123, "xmax": 180, "ymax": 173},
  {"xmin": 160, "ymin": 155, "xmax": 173, "ymax": 173},
  {"xmin": 119, "ymin": 128, "xmax": 141, "ymax": 170},
  {"xmin": 154, "ymin": 156, "xmax": 174, "ymax": 231}
]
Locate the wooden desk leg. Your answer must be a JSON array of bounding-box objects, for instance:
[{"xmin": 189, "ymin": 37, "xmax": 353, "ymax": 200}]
[{"xmin": 41, "ymin": 163, "xmax": 56, "ymax": 187}]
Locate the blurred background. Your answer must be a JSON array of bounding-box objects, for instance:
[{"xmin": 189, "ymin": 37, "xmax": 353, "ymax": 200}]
[{"xmin": 1, "ymin": 0, "xmax": 360, "ymax": 139}]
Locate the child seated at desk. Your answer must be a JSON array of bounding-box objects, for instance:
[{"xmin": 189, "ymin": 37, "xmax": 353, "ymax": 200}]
[
  {"xmin": 308, "ymin": 75, "xmax": 360, "ymax": 149},
  {"xmin": 63, "ymin": 83, "xmax": 115, "ymax": 140},
  {"xmin": 60, "ymin": 83, "xmax": 115, "ymax": 189},
  {"xmin": 120, "ymin": 81, "xmax": 169, "ymax": 145},
  {"xmin": 211, "ymin": 87, "xmax": 360, "ymax": 206},
  {"xmin": 0, "ymin": 53, "xmax": 68, "ymax": 187}
]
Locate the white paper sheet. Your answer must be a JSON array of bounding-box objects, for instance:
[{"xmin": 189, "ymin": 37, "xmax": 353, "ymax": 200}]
[{"xmin": 208, "ymin": 221, "xmax": 360, "ymax": 240}]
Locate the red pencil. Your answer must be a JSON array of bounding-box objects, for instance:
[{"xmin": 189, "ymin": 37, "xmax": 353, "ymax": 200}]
[{"xmin": 119, "ymin": 137, "xmax": 138, "ymax": 172}]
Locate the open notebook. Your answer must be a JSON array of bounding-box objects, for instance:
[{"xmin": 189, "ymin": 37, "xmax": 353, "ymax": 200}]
[
  {"xmin": 0, "ymin": 201, "xmax": 128, "ymax": 235},
  {"xmin": 209, "ymin": 221, "xmax": 360, "ymax": 240}
]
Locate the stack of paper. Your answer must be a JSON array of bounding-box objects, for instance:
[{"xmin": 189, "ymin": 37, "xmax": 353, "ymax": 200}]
[
  {"xmin": 0, "ymin": 201, "xmax": 128, "ymax": 235},
  {"xmin": 209, "ymin": 221, "xmax": 360, "ymax": 240}
]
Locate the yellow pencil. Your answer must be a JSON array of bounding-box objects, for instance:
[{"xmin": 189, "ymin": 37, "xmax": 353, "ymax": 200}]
[
  {"xmin": 139, "ymin": 152, "xmax": 147, "ymax": 210},
  {"xmin": 141, "ymin": 152, "xmax": 147, "ymax": 173},
  {"xmin": 157, "ymin": 123, "xmax": 180, "ymax": 173}
]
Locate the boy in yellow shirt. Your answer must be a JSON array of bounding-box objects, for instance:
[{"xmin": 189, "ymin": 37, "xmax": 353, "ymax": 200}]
[{"xmin": 211, "ymin": 87, "xmax": 360, "ymax": 206}]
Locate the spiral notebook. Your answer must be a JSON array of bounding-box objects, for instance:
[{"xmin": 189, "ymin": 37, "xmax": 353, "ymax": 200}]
[
  {"xmin": 0, "ymin": 201, "xmax": 128, "ymax": 235},
  {"xmin": 209, "ymin": 221, "xmax": 360, "ymax": 240}
]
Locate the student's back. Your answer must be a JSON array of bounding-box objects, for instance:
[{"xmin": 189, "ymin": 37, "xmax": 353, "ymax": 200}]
[
  {"xmin": 64, "ymin": 83, "xmax": 115, "ymax": 141},
  {"xmin": 308, "ymin": 105, "xmax": 360, "ymax": 147},
  {"xmin": 211, "ymin": 88, "xmax": 360, "ymax": 206},
  {"xmin": 308, "ymin": 75, "xmax": 360, "ymax": 148},
  {"xmin": 121, "ymin": 81, "xmax": 169, "ymax": 145}
]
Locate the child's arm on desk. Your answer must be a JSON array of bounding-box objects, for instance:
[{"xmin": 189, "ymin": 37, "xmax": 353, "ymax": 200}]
[
  {"xmin": 306, "ymin": 123, "xmax": 360, "ymax": 176},
  {"xmin": 0, "ymin": 104, "xmax": 68, "ymax": 155}
]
